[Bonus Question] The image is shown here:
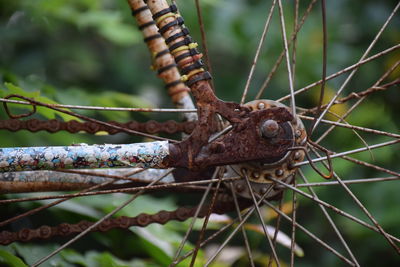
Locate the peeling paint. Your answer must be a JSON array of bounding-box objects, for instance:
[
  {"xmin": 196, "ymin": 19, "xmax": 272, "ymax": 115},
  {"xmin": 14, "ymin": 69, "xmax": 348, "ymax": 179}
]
[{"xmin": 0, "ymin": 141, "xmax": 169, "ymax": 172}]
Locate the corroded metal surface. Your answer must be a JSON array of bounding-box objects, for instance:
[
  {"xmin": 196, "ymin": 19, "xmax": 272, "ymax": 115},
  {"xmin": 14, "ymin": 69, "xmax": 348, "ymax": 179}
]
[
  {"xmin": 229, "ymin": 99, "xmax": 307, "ymax": 200},
  {"xmin": 0, "ymin": 141, "xmax": 169, "ymax": 172},
  {"xmin": 0, "ymin": 119, "xmax": 196, "ymax": 135},
  {"xmin": 0, "ymin": 194, "xmax": 251, "ymax": 245}
]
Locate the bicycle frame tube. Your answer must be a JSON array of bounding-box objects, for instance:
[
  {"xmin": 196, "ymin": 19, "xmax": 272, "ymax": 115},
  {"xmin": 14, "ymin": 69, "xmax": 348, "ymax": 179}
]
[
  {"xmin": 0, "ymin": 141, "xmax": 169, "ymax": 172},
  {"xmin": 0, "ymin": 168, "xmax": 173, "ymax": 193}
]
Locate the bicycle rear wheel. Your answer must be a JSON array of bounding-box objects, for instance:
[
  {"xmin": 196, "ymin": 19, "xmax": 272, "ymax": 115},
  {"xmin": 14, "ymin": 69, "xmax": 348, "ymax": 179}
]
[{"xmin": 0, "ymin": 0, "xmax": 399, "ymax": 266}]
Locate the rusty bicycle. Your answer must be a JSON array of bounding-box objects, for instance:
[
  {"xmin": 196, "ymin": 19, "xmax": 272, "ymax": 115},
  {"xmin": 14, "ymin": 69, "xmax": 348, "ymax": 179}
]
[{"xmin": 1, "ymin": 0, "xmax": 399, "ymax": 266}]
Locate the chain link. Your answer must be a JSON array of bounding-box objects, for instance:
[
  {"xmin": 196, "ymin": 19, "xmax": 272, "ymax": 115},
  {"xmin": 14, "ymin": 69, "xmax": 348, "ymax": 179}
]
[
  {"xmin": 0, "ymin": 194, "xmax": 246, "ymax": 245},
  {"xmin": 0, "ymin": 119, "xmax": 196, "ymax": 135}
]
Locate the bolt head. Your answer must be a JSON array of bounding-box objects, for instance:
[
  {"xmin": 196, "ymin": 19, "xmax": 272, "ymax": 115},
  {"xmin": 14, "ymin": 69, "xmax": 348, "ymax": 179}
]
[
  {"xmin": 275, "ymin": 169, "xmax": 284, "ymax": 176},
  {"xmin": 252, "ymin": 172, "xmax": 260, "ymax": 179},
  {"xmin": 260, "ymin": 119, "xmax": 280, "ymax": 138}
]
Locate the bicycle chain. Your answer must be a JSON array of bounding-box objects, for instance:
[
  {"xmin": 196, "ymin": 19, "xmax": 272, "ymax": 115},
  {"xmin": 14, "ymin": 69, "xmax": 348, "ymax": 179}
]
[
  {"xmin": 0, "ymin": 194, "xmax": 248, "ymax": 245},
  {"xmin": 0, "ymin": 119, "xmax": 196, "ymax": 135}
]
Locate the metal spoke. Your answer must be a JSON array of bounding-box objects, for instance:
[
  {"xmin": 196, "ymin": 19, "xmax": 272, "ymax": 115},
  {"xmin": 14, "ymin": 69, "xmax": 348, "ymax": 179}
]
[
  {"xmin": 297, "ymin": 176, "xmax": 400, "ymax": 188},
  {"xmin": 266, "ymin": 176, "xmax": 400, "ymax": 243},
  {"xmin": 31, "ymin": 169, "xmax": 175, "ymax": 266},
  {"xmin": 277, "ymin": 0, "xmax": 296, "ymax": 117},
  {"xmin": 299, "ymin": 78, "xmax": 400, "ymax": 116},
  {"xmin": 176, "ymin": 218, "xmax": 238, "ymax": 263},
  {"xmin": 276, "ymin": 44, "xmax": 400, "ymax": 102},
  {"xmin": 310, "ymin": 147, "xmax": 400, "ymax": 253},
  {"xmin": 310, "ymin": 0, "xmax": 328, "ymax": 135},
  {"xmin": 243, "ymin": 171, "xmax": 280, "ymax": 266},
  {"xmin": 261, "ymin": 198, "xmax": 356, "ymax": 266},
  {"xmin": 298, "ymin": 170, "xmax": 360, "ymax": 266},
  {"xmin": 170, "ymin": 173, "xmax": 216, "ymax": 266},
  {"xmin": 2, "ymin": 94, "xmax": 178, "ymax": 142},
  {"xmin": 313, "ymin": 61, "xmax": 400, "ymax": 144},
  {"xmin": 240, "ymin": 0, "xmax": 277, "ymax": 104},
  {"xmin": 268, "ymin": 197, "xmax": 283, "ymax": 267},
  {"xmin": 310, "ymin": 1, "xmax": 400, "ymax": 132},
  {"xmin": 229, "ymin": 182, "xmax": 256, "ymax": 267},
  {"xmin": 0, "ymin": 168, "xmax": 145, "ymax": 227},
  {"xmin": 194, "ymin": 0, "xmax": 214, "ymax": 90},
  {"xmin": 299, "ymin": 114, "xmax": 400, "ymax": 139},
  {"xmin": 191, "ymin": 168, "xmax": 223, "ymax": 267},
  {"xmin": 294, "ymin": 139, "xmax": 400, "ymax": 167},
  {"xmin": 256, "ymin": 0, "xmax": 318, "ymax": 99},
  {"xmin": 0, "ymin": 176, "xmax": 241, "ymax": 205},
  {"xmin": 291, "ymin": 0, "xmax": 300, "ymax": 83},
  {"xmin": 290, "ymin": 178, "xmax": 297, "ymax": 267},
  {"xmin": 0, "ymin": 98, "xmax": 197, "ymax": 113},
  {"xmin": 205, "ymin": 186, "xmax": 275, "ymax": 266}
]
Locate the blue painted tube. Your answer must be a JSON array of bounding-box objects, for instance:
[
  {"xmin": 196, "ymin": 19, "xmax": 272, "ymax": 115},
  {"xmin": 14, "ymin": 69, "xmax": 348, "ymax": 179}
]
[{"xmin": 0, "ymin": 141, "xmax": 169, "ymax": 172}]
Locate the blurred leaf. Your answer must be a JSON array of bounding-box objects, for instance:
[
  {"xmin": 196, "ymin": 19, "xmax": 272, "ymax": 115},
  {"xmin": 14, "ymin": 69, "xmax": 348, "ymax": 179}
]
[
  {"xmin": 1, "ymin": 82, "xmax": 80, "ymax": 122},
  {"xmin": 0, "ymin": 250, "xmax": 27, "ymax": 267},
  {"xmin": 11, "ymin": 243, "xmax": 74, "ymax": 267},
  {"xmin": 61, "ymin": 249, "xmax": 150, "ymax": 267}
]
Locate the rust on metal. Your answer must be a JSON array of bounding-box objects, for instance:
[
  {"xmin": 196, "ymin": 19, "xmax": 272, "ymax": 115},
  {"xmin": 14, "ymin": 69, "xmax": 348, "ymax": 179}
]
[
  {"xmin": 0, "ymin": 194, "xmax": 251, "ymax": 245},
  {"xmin": 0, "ymin": 118, "xmax": 196, "ymax": 135}
]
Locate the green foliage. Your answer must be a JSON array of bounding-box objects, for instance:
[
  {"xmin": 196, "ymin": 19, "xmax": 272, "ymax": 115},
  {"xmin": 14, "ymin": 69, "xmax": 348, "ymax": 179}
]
[
  {"xmin": 0, "ymin": 250, "xmax": 28, "ymax": 267},
  {"xmin": 0, "ymin": 0, "xmax": 399, "ymax": 266}
]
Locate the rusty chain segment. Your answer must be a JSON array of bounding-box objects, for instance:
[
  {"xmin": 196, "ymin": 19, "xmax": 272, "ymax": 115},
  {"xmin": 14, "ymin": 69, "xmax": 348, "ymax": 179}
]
[
  {"xmin": 0, "ymin": 194, "xmax": 250, "ymax": 245},
  {"xmin": 0, "ymin": 118, "xmax": 196, "ymax": 135}
]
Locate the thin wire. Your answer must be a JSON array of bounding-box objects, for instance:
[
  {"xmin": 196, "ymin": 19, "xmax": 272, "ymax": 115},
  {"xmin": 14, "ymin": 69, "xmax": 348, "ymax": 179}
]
[
  {"xmin": 313, "ymin": 61, "xmax": 400, "ymax": 144},
  {"xmin": 240, "ymin": 0, "xmax": 277, "ymax": 104},
  {"xmin": 243, "ymin": 171, "xmax": 280, "ymax": 266},
  {"xmin": 276, "ymin": 43, "xmax": 400, "ymax": 102},
  {"xmin": 310, "ymin": 147, "xmax": 400, "ymax": 253},
  {"xmin": 204, "ymin": 187, "xmax": 275, "ymax": 265},
  {"xmin": 267, "ymin": 197, "xmax": 283, "ymax": 267},
  {"xmin": 32, "ymin": 169, "xmax": 174, "ymax": 266},
  {"xmin": 298, "ymin": 170, "xmax": 360, "ymax": 266},
  {"xmin": 299, "ymin": 115, "xmax": 400, "ymax": 139},
  {"xmin": 297, "ymin": 176, "xmax": 399, "ymax": 188},
  {"xmin": 194, "ymin": 0, "xmax": 215, "ymax": 90},
  {"xmin": 290, "ymin": 176, "xmax": 297, "ymax": 267},
  {"xmin": 229, "ymin": 182, "xmax": 256, "ymax": 267},
  {"xmin": 0, "ymin": 176, "xmax": 241, "ymax": 204},
  {"xmin": 261, "ymin": 198, "xmax": 356, "ymax": 266},
  {"xmin": 170, "ymin": 170, "xmax": 218, "ymax": 266},
  {"xmin": 0, "ymin": 98, "xmax": 197, "ymax": 112},
  {"xmin": 294, "ymin": 139, "xmax": 400, "ymax": 167},
  {"xmin": 277, "ymin": 0, "xmax": 296, "ymax": 117},
  {"xmin": 266, "ymin": 176, "xmax": 400, "ymax": 243},
  {"xmin": 310, "ymin": 1, "xmax": 400, "ymax": 132},
  {"xmin": 2, "ymin": 94, "xmax": 177, "ymax": 142},
  {"xmin": 255, "ymin": 0, "xmax": 318, "ymax": 99},
  {"xmin": 190, "ymin": 168, "xmax": 223, "ymax": 266},
  {"xmin": 309, "ymin": 0, "xmax": 327, "ymax": 135}
]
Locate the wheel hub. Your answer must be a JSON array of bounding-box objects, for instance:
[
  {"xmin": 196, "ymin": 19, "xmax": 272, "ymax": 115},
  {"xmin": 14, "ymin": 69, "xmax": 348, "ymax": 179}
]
[{"xmin": 227, "ymin": 99, "xmax": 307, "ymax": 199}]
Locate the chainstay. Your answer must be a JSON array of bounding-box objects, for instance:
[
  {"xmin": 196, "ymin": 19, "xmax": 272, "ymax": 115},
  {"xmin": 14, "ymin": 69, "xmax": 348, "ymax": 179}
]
[
  {"xmin": 0, "ymin": 119, "xmax": 196, "ymax": 135},
  {"xmin": 0, "ymin": 194, "xmax": 250, "ymax": 245}
]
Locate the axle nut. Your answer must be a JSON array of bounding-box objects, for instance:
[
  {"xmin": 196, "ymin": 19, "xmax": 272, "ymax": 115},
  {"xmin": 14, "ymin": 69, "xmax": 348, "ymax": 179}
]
[{"xmin": 260, "ymin": 119, "xmax": 280, "ymax": 138}]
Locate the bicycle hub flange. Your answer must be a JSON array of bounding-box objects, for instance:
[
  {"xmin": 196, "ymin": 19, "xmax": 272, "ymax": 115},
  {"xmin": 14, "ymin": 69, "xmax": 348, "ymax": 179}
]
[{"xmin": 228, "ymin": 99, "xmax": 307, "ymax": 200}]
